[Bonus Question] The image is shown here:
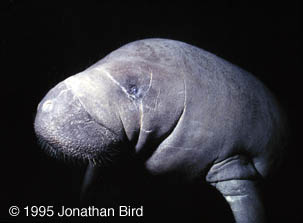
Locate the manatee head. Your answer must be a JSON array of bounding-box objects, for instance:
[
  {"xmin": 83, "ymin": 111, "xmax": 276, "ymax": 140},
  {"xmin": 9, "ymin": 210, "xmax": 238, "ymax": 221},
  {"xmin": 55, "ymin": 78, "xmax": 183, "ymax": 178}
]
[
  {"xmin": 34, "ymin": 39, "xmax": 185, "ymax": 167},
  {"xmin": 34, "ymin": 75, "xmax": 128, "ymax": 166}
]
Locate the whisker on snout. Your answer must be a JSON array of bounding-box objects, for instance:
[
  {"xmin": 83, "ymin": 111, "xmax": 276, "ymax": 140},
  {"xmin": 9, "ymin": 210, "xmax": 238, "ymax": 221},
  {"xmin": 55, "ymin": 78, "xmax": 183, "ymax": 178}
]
[{"xmin": 35, "ymin": 134, "xmax": 128, "ymax": 169}]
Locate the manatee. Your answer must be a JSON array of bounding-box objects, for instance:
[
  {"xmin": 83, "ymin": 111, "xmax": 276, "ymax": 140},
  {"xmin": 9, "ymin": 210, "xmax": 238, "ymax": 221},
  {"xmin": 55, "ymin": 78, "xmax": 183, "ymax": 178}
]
[{"xmin": 34, "ymin": 38, "xmax": 287, "ymax": 223}]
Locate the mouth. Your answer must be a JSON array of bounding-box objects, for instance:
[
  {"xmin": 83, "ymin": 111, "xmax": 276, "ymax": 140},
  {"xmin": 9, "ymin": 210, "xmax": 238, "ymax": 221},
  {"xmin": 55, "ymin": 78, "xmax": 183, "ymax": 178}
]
[
  {"xmin": 34, "ymin": 80, "xmax": 124, "ymax": 167},
  {"xmin": 35, "ymin": 118, "xmax": 123, "ymax": 168},
  {"xmin": 36, "ymin": 133, "xmax": 71, "ymax": 162}
]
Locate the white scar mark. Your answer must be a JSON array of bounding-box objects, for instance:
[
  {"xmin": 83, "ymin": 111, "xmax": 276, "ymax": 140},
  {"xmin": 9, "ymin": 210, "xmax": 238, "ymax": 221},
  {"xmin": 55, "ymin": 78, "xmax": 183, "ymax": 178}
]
[
  {"xmin": 162, "ymin": 145, "xmax": 195, "ymax": 150},
  {"xmin": 225, "ymin": 195, "xmax": 248, "ymax": 203},
  {"xmin": 57, "ymin": 88, "xmax": 70, "ymax": 98},
  {"xmin": 174, "ymin": 76, "xmax": 187, "ymax": 120},
  {"xmin": 139, "ymin": 70, "xmax": 154, "ymax": 133},
  {"xmin": 41, "ymin": 100, "xmax": 53, "ymax": 112},
  {"xmin": 146, "ymin": 70, "xmax": 153, "ymax": 93},
  {"xmin": 95, "ymin": 67, "xmax": 132, "ymax": 99},
  {"xmin": 146, "ymin": 88, "xmax": 160, "ymax": 111},
  {"xmin": 63, "ymin": 80, "xmax": 90, "ymax": 113},
  {"xmin": 154, "ymin": 88, "xmax": 160, "ymax": 109},
  {"xmin": 143, "ymin": 84, "xmax": 160, "ymax": 112},
  {"xmin": 96, "ymin": 66, "xmax": 154, "ymax": 133},
  {"xmin": 140, "ymin": 100, "xmax": 152, "ymax": 133}
]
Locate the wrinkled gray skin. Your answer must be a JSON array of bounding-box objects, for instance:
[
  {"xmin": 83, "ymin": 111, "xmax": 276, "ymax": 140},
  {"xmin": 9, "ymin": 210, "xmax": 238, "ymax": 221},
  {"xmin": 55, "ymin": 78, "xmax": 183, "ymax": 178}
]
[{"xmin": 34, "ymin": 38, "xmax": 287, "ymax": 223}]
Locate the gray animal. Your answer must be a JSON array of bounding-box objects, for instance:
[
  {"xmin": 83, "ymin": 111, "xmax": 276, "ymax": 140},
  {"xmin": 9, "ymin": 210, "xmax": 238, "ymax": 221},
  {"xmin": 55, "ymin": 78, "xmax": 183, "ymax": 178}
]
[{"xmin": 34, "ymin": 38, "xmax": 287, "ymax": 223}]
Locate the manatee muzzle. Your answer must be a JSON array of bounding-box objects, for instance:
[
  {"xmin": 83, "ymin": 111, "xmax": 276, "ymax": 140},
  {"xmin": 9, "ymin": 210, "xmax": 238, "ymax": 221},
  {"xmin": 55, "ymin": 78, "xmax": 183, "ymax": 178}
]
[{"xmin": 34, "ymin": 81, "xmax": 119, "ymax": 163}]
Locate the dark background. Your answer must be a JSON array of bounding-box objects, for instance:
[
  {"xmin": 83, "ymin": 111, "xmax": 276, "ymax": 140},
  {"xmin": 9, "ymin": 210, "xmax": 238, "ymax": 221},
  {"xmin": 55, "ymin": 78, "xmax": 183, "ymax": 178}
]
[{"xmin": 1, "ymin": 1, "xmax": 302, "ymax": 222}]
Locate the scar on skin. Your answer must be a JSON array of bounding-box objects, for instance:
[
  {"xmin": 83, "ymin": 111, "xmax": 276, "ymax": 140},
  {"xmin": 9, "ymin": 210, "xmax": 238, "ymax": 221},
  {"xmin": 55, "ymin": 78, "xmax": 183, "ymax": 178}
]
[
  {"xmin": 161, "ymin": 145, "xmax": 195, "ymax": 150},
  {"xmin": 225, "ymin": 194, "xmax": 248, "ymax": 203},
  {"xmin": 97, "ymin": 66, "xmax": 154, "ymax": 133},
  {"xmin": 146, "ymin": 70, "xmax": 153, "ymax": 93},
  {"xmin": 139, "ymin": 101, "xmax": 152, "ymax": 133},
  {"xmin": 139, "ymin": 70, "xmax": 154, "ymax": 133},
  {"xmin": 145, "ymin": 88, "xmax": 160, "ymax": 111},
  {"xmin": 57, "ymin": 88, "xmax": 70, "ymax": 98},
  {"xmin": 95, "ymin": 67, "xmax": 132, "ymax": 99},
  {"xmin": 63, "ymin": 81, "xmax": 89, "ymax": 114},
  {"xmin": 41, "ymin": 100, "xmax": 53, "ymax": 112}
]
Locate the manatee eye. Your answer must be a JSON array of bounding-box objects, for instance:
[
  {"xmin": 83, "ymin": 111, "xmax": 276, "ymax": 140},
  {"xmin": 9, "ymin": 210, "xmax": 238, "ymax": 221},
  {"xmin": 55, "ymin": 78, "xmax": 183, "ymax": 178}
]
[{"xmin": 129, "ymin": 85, "xmax": 138, "ymax": 95}]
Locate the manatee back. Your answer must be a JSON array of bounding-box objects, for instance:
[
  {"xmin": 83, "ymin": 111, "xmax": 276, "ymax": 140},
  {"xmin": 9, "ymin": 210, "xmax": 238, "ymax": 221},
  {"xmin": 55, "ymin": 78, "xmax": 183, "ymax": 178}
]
[
  {"xmin": 92, "ymin": 38, "xmax": 287, "ymax": 178},
  {"xmin": 172, "ymin": 39, "xmax": 287, "ymax": 178},
  {"xmin": 135, "ymin": 39, "xmax": 287, "ymax": 178}
]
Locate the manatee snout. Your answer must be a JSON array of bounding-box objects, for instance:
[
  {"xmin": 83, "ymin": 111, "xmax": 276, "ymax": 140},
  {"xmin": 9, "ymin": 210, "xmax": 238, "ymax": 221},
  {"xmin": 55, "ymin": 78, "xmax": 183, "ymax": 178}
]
[{"xmin": 34, "ymin": 81, "xmax": 120, "ymax": 164}]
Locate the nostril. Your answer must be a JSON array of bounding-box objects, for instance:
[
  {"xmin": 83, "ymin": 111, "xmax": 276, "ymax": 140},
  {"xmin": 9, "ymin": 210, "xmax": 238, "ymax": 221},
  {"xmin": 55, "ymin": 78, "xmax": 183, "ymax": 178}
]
[{"xmin": 41, "ymin": 99, "xmax": 53, "ymax": 112}]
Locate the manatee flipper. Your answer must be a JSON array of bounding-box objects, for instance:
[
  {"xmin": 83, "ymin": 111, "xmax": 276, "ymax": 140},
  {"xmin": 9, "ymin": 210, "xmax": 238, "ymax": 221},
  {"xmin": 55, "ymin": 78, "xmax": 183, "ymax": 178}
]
[
  {"xmin": 80, "ymin": 162, "xmax": 102, "ymax": 205},
  {"xmin": 206, "ymin": 155, "xmax": 266, "ymax": 223},
  {"xmin": 211, "ymin": 180, "xmax": 266, "ymax": 223}
]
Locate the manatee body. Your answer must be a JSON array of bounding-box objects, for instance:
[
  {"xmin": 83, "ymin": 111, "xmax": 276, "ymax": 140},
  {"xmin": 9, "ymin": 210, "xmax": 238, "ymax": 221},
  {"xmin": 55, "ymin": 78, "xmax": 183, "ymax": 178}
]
[{"xmin": 34, "ymin": 38, "xmax": 287, "ymax": 223}]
